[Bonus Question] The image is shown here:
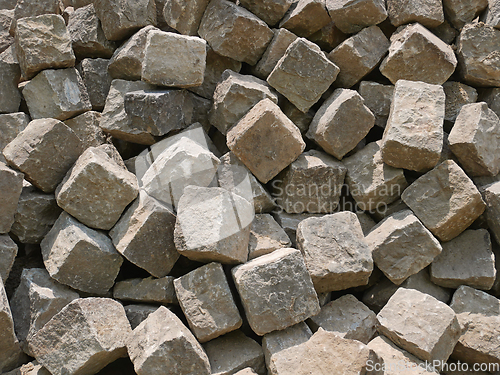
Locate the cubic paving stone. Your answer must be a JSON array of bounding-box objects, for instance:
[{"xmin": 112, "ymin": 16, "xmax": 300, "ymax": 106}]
[
  {"xmin": 100, "ymin": 79, "xmax": 156, "ymax": 145},
  {"xmin": 430, "ymin": 229, "xmax": 496, "ymax": 290},
  {"xmin": 366, "ymin": 210, "xmax": 442, "ymax": 285},
  {"xmin": 359, "ymin": 81, "xmax": 394, "ymax": 128},
  {"xmin": 227, "ymin": 98, "xmax": 305, "ymax": 183},
  {"xmin": 203, "ymin": 331, "xmax": 266, "ymax": 375},
  {"xmin": 307, "ymin": 20, "xmax": 348, "ymax": 51},
  {"xmin": 174, "ymin": 262, "xmax": 242, "ymax": 343},
  {"xmin": 162, "ymin": 0, "xmax": 211, "ymax": 35},
  {"xmin": 63, "ymin": 111, "xmax": 107, "ymax": 149},
  {"xmin": 239, "ymin": 0, "xmax": 294, "ymax": 26},
  {"xmin": 0, "ymin": 162, "xmax": 23, "ymax": 234},
  {"xmin": 442, "ymin": 0, "xmax": 488, "ymax": 29},
  {"xmin": 67, "ymin": 4, "xmax": 116, "ymax": 59},
  {"xmin": 0, "ymin": 234, "xmax": 16, "ymax": 283},
  {"xmin": 442, "ymin": 81, "xmax": 478, "ymax": 123},
  {"xmin": 448, "ymin": 102, "xmax": 500, "ymax": 176},
  {"xmin": 386, "ymin": 0, "xmax": 444, "ymax": 28},
  {"xmin": 380, "ymin": 23, "xmax": 457, "ymax": 85},
  {"xmin": 248, "ymin": 214, "xmax": 291, "ymax": 260},
  {"xmin": 326, "ymin": 0, "xmax": 388, "ymax": 34},
  {"xmin": 232, "ymin": 248, "xmax": 320, "ymax": 335},
  {"xmin": 107, "ymin": 25, "xmax": 157, "ymax": 81},
  {"xmin": 457, "ymin": 23, "xmax": 500, "ymax": 87},
  {"xmin": 268, "ymin": 329, "xmax": 383, "ymax": 375},
  {"xmin": 109, "ymin": 190, "xmax": 177, "ymax": 278},
  {"xmin": 480, "ymin": 87, "xmax": 500, "ymax": 120},
  {"xmin": 0, "ymin": 9, "xmax": 14, "ymax": 54},
  {"xmin": 381, "ymin": 80, "xmax": 445, "ymax": 172},
  {"xmin": 14, "ymin": 14, "xmax": 74, "ymax": 80},
  {"xmin": 262, "ymin": 322, "xmax": 312, "ymax": 368},
  {"xmin": 481, "ymin": 0, "xmax": 500, "ymax": 27},
  {"xmin": 280, "ymin": 98, "xmax": 314, "ymax": 133},
  {"xmin": 0, "ymin": 53, "xmax": 21, "ymax": 113},
  {"xmin": 113, "ymin": 277, "xmax": 177, "ymax": 305},
  {"xmin": 400, "ymin": 268, "xmax": 452, "ymax": 304},
  {"xmin": 0, "ymin": 113, "xmax": 29, "ymax": 162},
  {"xmin": 29, "ymin": 298, "xmax": 132, "ymax": 375},
  {"xmin": 377, "ymin": 288, "xmax": 461, "ymax": 364},
  {"xmin": 10, "ymin": 268, "xmax": 79, "ymax": 355},
  {"xmin": 343, "ymin": 141, "xmax": 408, "ymax": 212},
  {"xmin": 253, "ymin": 28, "xmax": 297, "ymax": 80},
  {"xmin": 55, "ymin": 146, "xmax": 139, "ymax": 230},
  {"xmin": 76, "ymin": 58, "xmax": 112, "ymax": 111},
  {"xmin": 142, "ymin": 30, "xmax": 207, "ymax": 88},
  {"xmin": 3, "ymin": 119, "xmax": 83, "ymax": 193},
  {"xmin": 296, "ymin": 212, "xmax": 373, "ymax": 293},
  {"xmin": 127, "ymin": 306, "xmax": 211, "ymax": 375},
  {"xmin": 279, "ymin": 0, "xmax": 331, "ymax": 38},
  {"xmin": 267, "ymin": 38, "xmax": 339, "ymax": 113},
  {"xmin": 362, "ymin": 278, "xmax": 399, "ymax": 313},
  {"xmin": 306, "ymin": 88, "xmax": 375, "ymax": 160},
  {"xmin": 40, "ymin": 212, "xmax": 123, "ymax": 294},
  {"xmin": 327, "ymin": 26, "xmax": 389, "ymax": 88},
  {"xmin": 356, "ymin": 211, "xmax": 377, "ymax": 235},
  {"xmin": 209, "ymin": 69, "xmax": 279, "ymax": 135},
  {"xmin": 10, "ymin": 0, "xmax": 60, "ymax": 33},
  {"xmin": 22, "ymin": 68, "xmax": 92, "ymax": 121},
  {"xmin": 450, "ymin": 285, "xmax": 500, "ymax": 365},
  {"xmin": 308, "ymin": 294, "xmax": 378, "ymax": 344},
  {"xmin": 198, "ymin": 0, "xmax": 274, "ymax": 65},
  {"xmin": 175, "ymin": 186, "xmax": 253, "ymax": 264},
  {"xmin": 272, "ymin": 149, "xmax": 347, "ymax": 214},
  {"xmin": 401, "ymin": 160, "xmax": 486, "ymax": 242},
  {"xmin": 483, "ymin": 181, "xmax": 500, "ymax": 245},
  {"xmin": 93, "ymin": 0, "xmax": 156, "ymax": 41},
  {"xmin": 124, "ymin": 305, "xmax": 158, "ymax": 330}
]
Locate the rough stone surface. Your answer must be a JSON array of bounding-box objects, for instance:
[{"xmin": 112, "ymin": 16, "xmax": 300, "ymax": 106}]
[
  {"xmin": 279, "ymin": 0, "xmax": 331, "ymax": 38},
  {"xmin": 381, "ymin": 80, "xmax": 445, "ymax": 172},
  {"xmin": 253, "ymin": 28, "xmax": 297, "ymax": 80},
  {"xmin": 483, "ymin": 181, "xmax": 500, "ymax": 245},
  {"xmin": 248, "ymin": 214, "xmax": 291, "ymax": 260},
  {"xmin": 63, "ymin": 111, "xmax": 107, "ymax": 149},
  {"xmin": 22, "ymin": 68, "xmax": 92, "ymax": 121},
  {"xmin": 343, "ymin": 141, "xmax": 408, "ymax": 212},
  {"xmin": 401, "ymin": 160, "xmax": 486, "ymax": 242},
  {"xmin": 262, "ymin": 322, "xmax": 312, "ymax": 368},
  {"xmin": 142, "ymin": 30, "xmax": 207, "ymax": 88},
  {"xmin": 124, "ymin": 305, "xmax": 158, "ymax": 330},
  {"xmin": 100, "ymin": 79, "xmax": 156, "ymax": 145},
  {"xmin": 3, "ymin": 119, "xmax": 83, "ymax": 193},
  {"xmin": 0, "ymin": 235, "xmax": 16, "ymax": 283},
  {"xmin": 162, "ymin": 0, "xmax": 211, "ymax": 35},
  {"xmin": 448, "ymin": 102, "xmax": 500, "ymax": 176},
  {"xmin": 380, "ymin": 23, "xmax": 457, "ymax": 85},
  {"xmin": 308, "ymin": 294, "xmax": 378, "ymax": 344},
  {"xmin": 113, "ymin": 277, "xmax": 176, "ymax": 304},
  {"xmin": 15, "ymin": 14, "xmax": 75, "ymax": 80},
  {"xmin": 280, "ymin": 98, "xmax": 314, "ymax": 133},
  {"xmin": 239, "ymin": 0, "xmax": 294, "ymax": 26},
  {"xmin": 109, "ymin": 190, "xmax": 177, "ymax": 278},
  {"xmin": 267, "ymin": 38, "xmax": 339, "ymax": 113},
  {"xmin": 366, "ymin": 210, "xmax": 442, "ymax": 285},
  {"xmin": 174, "ymin": 262, "xmax": 242, "ymax": 343},
  {"xmin": 443, "ymin": 0, "xmax": 488, "ymax": 29},
  {"xmin": 0, "ymin": 58, "xmax": 21, "ymax": 114},
  {"xmin": 77, "ymin": 58, "xmax": 112, "ymax": 111},
  {"xmin": 29, "ymin": 298, "xmax": 131, "ymax": 375},
  {"xmin": 328, "ymin": 26, "xmax": 389, "ymax": 89},
  {"xmin": 227, "ymin": 99, "xmax": 305, "ymax": 183},
  {"xmin": 0, "ymin": 162, "xmax": 23, "ymax": 234},
  {"xmin": 377, "ymin": 288, "xmax": 462, "ymax": 364},
  {"xmin": 307, "ymin": 89, "xmax": 375, "ymax": 160},
  {"xmin": 442, "ymin": 81, "xmax": 478, "ymax": 123},
  {"xmin": 10, "ymin": 0, "xmax": 60, "ymax": 34},
  {"xmin": 269, "ymin": 329, "xmax": 383, "ymax": 375},
  {"xmin": 296, "ymin": 212, "xmax": 373, "ymax": 293},
  {"xmin": 401, "ymin": 268, "xmax": 452, "ymax": 304},
  {"xmin": 3, "ymin": 361, "xmax": 51, "ymax": 375},
  {"xmin": 307, "ymin": 20, "xmax": 347, "ymax": 51},
  {"xmin": 386, "ymin": 0, "xmax": 444, "ymax": 28},
  {"xmin": 362, "ymin": 278, "xmax": 399, "ymax": 313},
  {"xmin": 272, "ymin": 211, "xmax": 322, "ymax": 246},
  {"xmin": 198, "ymin": 0, "xmax": 274, "ymax": 65},
  {"xmin": 0, "ymin": 9, "xmax": 14, "ymax": 54},
  {"xmin": 67, "ymin": 4, "xmax": 116, "ymax": 59},
  {"xmin": 481, "ymin": 0, "xmax": 500, "ymax": 28},
  {"xmin": 457, "ymin": 23, "xmax": 500, "ymax": 87},
  {"xmin": 359, "ymin": 81, "xmax": 394, "ymax": 128},
  {"xmin": 41, "ymin": 212, "xmax": 123, "ymax": 294},
  {"xmin": 272, "ymin": 149, "xmax": 346, "ymax": 214},
  {"xmin": 327, "ymin": 0, "xmax": 387, "ymax": 34},
  {"xmin": 232, "ymin": 248, "xmax": 320, "ymax": 336},
  {"xmin": 430, "ymin": 229, "xmax": 496, "ymax": 290},
  {"xmin": 209, "ymin": 70, "xmax": 279, "ymax": 135},
  {"xmin": 93, "ymin": 0, "xmax": 156, "ymax": 41},
  {"xmin": 127, "ymin": 306, "xmax": 211, "ymax": 375}
]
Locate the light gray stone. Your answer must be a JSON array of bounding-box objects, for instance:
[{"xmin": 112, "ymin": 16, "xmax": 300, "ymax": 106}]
[
  {"xmin": 279, "ymin": 0, "xmax": 331, "ymax": 37},
  {"xmin": 128, "ymin": 306, "xmax": 211, "ymax": 375},
  {"xmin": 0, "ymin": 10, "xmax": 14, "ymax": 55},
  {"xmin": 401, "ymin": 268, "xmax": 452, "ymax": 304},
  {"xmin": 29, "ymin": 298, "xmax": 132, "ymax": 375},
  {"xmin": 359, "ymin": 81, "xmax": 394, "ymax": 128},
  {"xmin": 63, "ymin": 111, "xmax": 107, "ymax": 149},
  {"xmin": 0, "ymin": 162, "xmax": 23, "ymax": 233},
  {"xmin": 271, "ymin": 211, "xmax": 322, "ymax": 246},
  {"xmin": 480, "ymin": 87, "xmax": 500, "ymax": 120},
  {"xmin": 3, "ymin": 361, "xmax": 51, "ymax": 375},
  {"xmin": 481, "ymin": 0, "xmax": 500, "ymax": 28},
  {"xmin": 232, "ymin": 248, "xmax": 320, "ymax": 336},
  {"xmin": 386, "ymin": 0, "xmax": 444, "ymax": 28},
  {"xmin": 0, "ymin": 234, "xmax": 16, "ymax": 283},
  {"xmin": 296, "ymin": 211, "xmax": 373, "ymax": 293},
  {"xmin": 10, "ymin": 0, "xmax": 60, "ymax": 34},
  {"xmin": 0, "ymin": 113, "xmax": 29, "ymax": 163},
  {"xmin": 234, "ymin": 369, "xmax": 258, "ymax": 375},
  {"xmin": 124, "ymin": 305, "xmax": 159, "ymax": 330},
  {"xmin": 483, "ymin": 181, "xmax": 500, "ymax": 245},
  {"xmin": 240, "ymin": 0, "xmax": 294, "ymax": 26},
  {"xmin": 114, "ymin": 276, "xmax": 176, "ymax": 304},
  {"xmin": 401, "ymin": 160, "xmax": 486, "ymax": 242},
  {"xmin": 162, "ymin": 0, "xmax": 211, "ymax": 35},
  {"xmin": 0, "ymin": 55, "xmax": 21, "ymax": 114},
  {"xmin": 357, "ymin": 211, "xmax": 377, "ymax": 235},
  {"xmin": 443, "ymin": 81, "xmax": 478, "ymax": 123},
  {"xmin": 443, "ymin": 0, "xmax": 488, "ymax": 29},
  {"xmin": 326, "ymin": 0, "xmax": 387, "ymax": 34},
  {"xmin": 431, "ymin": 19, "xmax": 459, "ymax": 44},
  {"xmin": 248, "ymin": 214, "xmax": 291, "ymax": 260},
  {"xmin": 76, "ymin": 58, "xmax": 112, "ymax": 111}
]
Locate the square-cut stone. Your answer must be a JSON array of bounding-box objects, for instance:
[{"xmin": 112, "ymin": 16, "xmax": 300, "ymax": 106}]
[
  {"xmin": 77, "ymin": 58, "xmax": 112, "ymax": 111},
  {"xmin": 296, "ymin": 211, "xmax": 373, "ymax": 293},
  {"xmin": 267, "ymin": 38, "xmax": 339, "ymax": 113},
  {"xmin": 381, "ymin": 80, "xmax": 445, "ymax": 172},
  {"xmin": 483, "ymin": 181, "xmax": 500, "ymax": 245},
  {"xmin": 124, "ymin": 305, "xmax": 158, "ymax": 330},
  {"xmin": 113, "ymin": 276, "xmax": 176, "ymax": 305},
  {"xmin": 0, "ymin": 58, "xmax": 21, "ymax": 114},
  {"xmin": 239, "ymin": 0, "xmax": 294, "ymax": 26},
  {"xmin": 227, "ymin": 98, "xmax": 305, "ymax": 183},
  {"xmin": 232, "ymin": 248, "xmax": 320, "ymax": 336},
  {"xmin": 0, "ymin": 162, "xmax": 23, "ymax": 234},
  {"xmin": 248, "ymin": 214, "xmax": 291, "ymax": 260},
  {"xmin": 174, "ymin": 262, "xmax": 242, "ymax": 343},
  {"xmin": 142, "ymin": 30, "xmax": 207, "ymax": 88},
  {"xmin": 359, "ymin": 81, "xmax": 394, "ymax": 128},
  {"xmin": 443, "ymin": 0, "xmax": 488, "ymax": 29},
  {"xmin": 327, "ymin": 0, "xmax": 387, "ymax": 34},
  {"xmin": 0, "ymin": 234, "xmax": 16, "ymax": 282},
  {"xmin": 386, "ymin": 0, "xmax": 444, "ymax": 28},
  {"xmin": 401, "ymin": 160, "xmax": 486, "ymax": 242},
  {"xmin": 253, "ymin": 28, "xmax": 297, "ymax": 80},
  {"xmin": 401, "ymin": 268, "xmax": 452, "ymax": 304},
  {"xmin": 279, "ymin": 0, "xmax": 331, "ymax": 37},
  {"xmin": 63, "ymin": 111, "xmax": 107, "ymax": 150},
  {"xmin": 163, "ymin": 0, "xmax": 211, "ymax": 36},
  {"xmin": 442, "ymin": 81, "xmax": 478, "ymax": 123}
]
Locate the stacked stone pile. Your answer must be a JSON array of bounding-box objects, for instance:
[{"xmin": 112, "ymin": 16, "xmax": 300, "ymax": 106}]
[{"xmin": 1, "ymin": 0, "xmax": 500, "ymax": 374}]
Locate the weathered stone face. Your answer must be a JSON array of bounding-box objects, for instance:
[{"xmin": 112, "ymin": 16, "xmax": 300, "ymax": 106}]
[
  {"xmin": 248, "ymin": 214, "xmax": 291, "ymax": 259},
  {"xmin": 0, "ymin": 234, "xmax": 16, "ymax": 283},
  {"xmin": 113, "ymin": 276, "xmax": 177, "ymax": 305},
  {"xmin": 386, "ymin": 0, "xmax": 444, "ymax": 28},
  {"xmin": 77, "ymin": 58, "xmax": 112, "ymax": 112},
  {"xmin": 327, "ymin": 0, "xmax": 387, "ymax": 34},
  {"xmin": 239, "ymin": 0, "xmax": 294, "ymax": 26},
  {"xmin": 483, "ymin": 181, "xmax": 500, "ymax": 246},
  {"xmin": 63, "ymin": 111, "xmax": 107, "ymax": 150},
  {"xmin": 163, "ymin": 0, "xmax": 211, "ymax": 35},
  {"xmin": 443, "ymin": 0, "xmax": 488, "ymax": 29},
  {"xmin": 0, "ymin": 162, "xmax": 23, "ymax": 234},
  {"xmin": 279, "ymin": 0, "xmax": 332, "ymax": 38},
  {"xmin": 359, "ymin": 81, "xmax": 394, "ymax": 128},
  {"xmin": 0, "ymin": 58, "xmax": 21, "ymax": 114},
  {"xmin": 442, "ymin": 81, "xmax": 478, "ymax": 123},
  {"xmin": 253, "ymin": 28, "xmax": 297, "ymax": 80}
]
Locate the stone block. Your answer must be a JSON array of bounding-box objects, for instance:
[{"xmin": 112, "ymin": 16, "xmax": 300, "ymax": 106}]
[
  {"xmin": 280, "ymin": 98, "xmax": 314, "ymax": 133},
  {"xmin": 400, "ymin": 268, "xmax": 452, "ymax": 304},
  {"xmin": 253, "ymin": 28, "xmax": 297, "ymax": 80},
  {"xmin": 0, "ymin": 113, "xmax": 29, "ymax": 162},
  {"xmin": 483, "ymin": 181, "xmax": 500, "ymax": 245},
  {"xmin": 386, "ymin": 0, "xmax": 444, "ymax": 28},
  {"xmin": 0, "ymin": 162, "xmax": 23, "ymax": 233},
  {"xmin": 442, "ymin": 81, "xmax": 478, "ymax": 123},
  {"xmin": 3, "ymin": 361, "xmax": 51, "ymax": 375},
  {"xmin": 481, "ymin": 0, "xmax": 500, "ymax": 28},
  {"xmin": 307, "ymin": 20, "xmax": 347, "ymax": 51},
  {"xmin": 401, "ymin": 160, "xmax": 486, "ymax": 242},
  {"xmin": 0, "ymin": 234, "xmax": 16, "ymax": 283},
  {"xmin": 327, "ymin": 0, "xmax": 387, "ymax": 34},
  {"xmin": 124, "ymin": 305, "xmax": 158, "ymax": 330},
  {"xmin": 359, "ymin": 81, "xmax": 394, "ymax": 128},
  {"xmin": 279, "ymin": 0, "xmax": 331, "ymax": 37},
  {"xmin": 362, "ymin": 278, "xmax": 399, "ymax": 313},
  {"xmin": 443, "ymin": 0, "xmax": 488, "ymax": 29},
  {"xmin": 76, "ymin": 58, "xmax": 112, "ymax": 111},
  {"xmin": 63, "ymin": 111, "xmax": 107, "ymax": 149},
  {"xmin": 239, "ymin": 0, "xmax": 294, "ymax": 26},
  {"xmin": 248, "ymin": 214, "xmax": 291, "ymax": 260},
  {"xmin": 10, "ymin": 0, "xmax": 60, "ymax": 33},
  {"xmin": 0, "ymin": 9, "xmax": 14, "ymax": 54},
  {"xmin": 0, "ymin": 58, "xmax": 21, "ymax": 113},
  {"xmin": 163, "ymin": 0, "xmax": 211, "ymax": 35},
  {"xmin": 262, "ymin": 322, "xmax": 312, "ymax": 368},
  {"xmin": 272, "ymin": 211, "xmax": 322, "ymax": 246},
  {"xmin": 113, "ymin": 277, "xmax": 176, "ymax": 304}
]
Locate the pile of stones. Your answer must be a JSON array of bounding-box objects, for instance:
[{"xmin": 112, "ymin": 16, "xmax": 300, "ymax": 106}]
[{"xmin": 1, "ymin": 0, "xmax": 500, "ymax": 374}]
